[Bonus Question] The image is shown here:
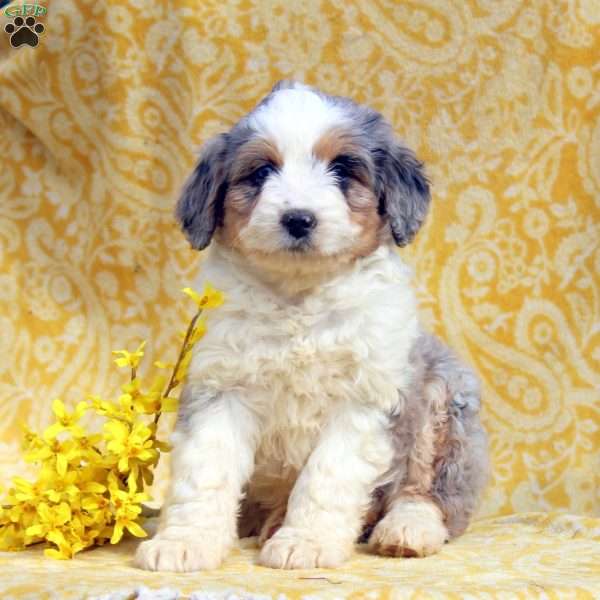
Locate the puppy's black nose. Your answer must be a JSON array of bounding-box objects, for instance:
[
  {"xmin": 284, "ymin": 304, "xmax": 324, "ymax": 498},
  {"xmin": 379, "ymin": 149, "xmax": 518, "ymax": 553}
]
[{"xmin": 281, "ymin": 210, "xmax": 317, "ymax": 239}]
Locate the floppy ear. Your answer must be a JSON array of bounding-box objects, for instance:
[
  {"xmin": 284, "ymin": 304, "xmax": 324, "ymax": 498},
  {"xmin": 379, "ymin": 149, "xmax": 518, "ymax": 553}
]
[
  {"xmin": 175, "ymin": 134, "xmax": 229, "ymax": 250},
  {"xmin": 374, "ymin": 143, "xmax": 431, "ymax": 247}
]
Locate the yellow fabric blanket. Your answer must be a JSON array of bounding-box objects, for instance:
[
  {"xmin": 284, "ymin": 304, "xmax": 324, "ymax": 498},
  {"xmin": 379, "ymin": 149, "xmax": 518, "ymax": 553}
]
[
  {"xmin": 0, "ymin": 0, "xmax": 598, "ymax": 597},
  {"xmin": 0, "ymin": 514, "xmax": 599, "ymax": 599}
]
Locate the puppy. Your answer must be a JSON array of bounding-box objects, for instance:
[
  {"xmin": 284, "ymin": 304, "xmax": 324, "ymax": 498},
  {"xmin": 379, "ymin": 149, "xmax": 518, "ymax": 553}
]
[{"xmin": 135, "ymin": 81, "xmax": 489, "ymax": 572}]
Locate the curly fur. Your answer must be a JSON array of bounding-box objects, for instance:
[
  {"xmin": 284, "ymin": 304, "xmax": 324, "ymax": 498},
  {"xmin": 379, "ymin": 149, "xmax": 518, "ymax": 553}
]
[{"xmin": 135, "ymin": 82, "xmax": 489, "ymax": 572}]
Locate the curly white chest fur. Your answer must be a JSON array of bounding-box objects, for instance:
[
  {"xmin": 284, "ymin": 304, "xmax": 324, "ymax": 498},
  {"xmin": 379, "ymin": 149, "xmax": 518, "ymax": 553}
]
[{"xmin": 185, "ymin": 245, "xmax": 419, "ymax": 477}]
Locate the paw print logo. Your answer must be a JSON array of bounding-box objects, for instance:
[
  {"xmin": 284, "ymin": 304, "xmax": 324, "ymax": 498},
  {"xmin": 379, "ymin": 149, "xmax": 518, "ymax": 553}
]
[{"xmin": 4, "ymin": 16, "xmax": 45, "ymax": 48}]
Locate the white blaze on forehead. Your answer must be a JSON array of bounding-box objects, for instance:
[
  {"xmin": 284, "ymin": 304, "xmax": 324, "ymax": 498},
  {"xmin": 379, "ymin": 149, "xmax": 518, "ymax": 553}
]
[
  {"xmin": 237, "ymin": 87, "xmax": 364, "ymax": 258},
  {"xmin": 248, "ymin": 89, "xmax": 348, "ymax": 161}
]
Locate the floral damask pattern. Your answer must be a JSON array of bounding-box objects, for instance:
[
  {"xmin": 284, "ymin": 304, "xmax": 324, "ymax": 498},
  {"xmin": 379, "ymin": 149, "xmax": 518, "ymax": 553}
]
[{"xmin": 0, "ymin": 0, "xmax": 598, "ymax": 543}]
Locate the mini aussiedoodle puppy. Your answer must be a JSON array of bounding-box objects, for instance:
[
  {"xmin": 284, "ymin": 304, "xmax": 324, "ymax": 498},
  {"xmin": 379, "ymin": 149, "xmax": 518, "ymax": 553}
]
[{"xmin": 135, "ymin": 81, "xmax": 489, "ymax": 572}]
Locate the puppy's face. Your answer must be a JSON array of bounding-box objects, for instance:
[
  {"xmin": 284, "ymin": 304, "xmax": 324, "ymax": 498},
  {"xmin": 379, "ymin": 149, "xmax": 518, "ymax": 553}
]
[
  {"xmin": 220, "ymin": 101, "xmax": 384, "ymax": 267},
  {"xmin": 177, "ymin": 82, "xmax": 430, "ymax": 276}
]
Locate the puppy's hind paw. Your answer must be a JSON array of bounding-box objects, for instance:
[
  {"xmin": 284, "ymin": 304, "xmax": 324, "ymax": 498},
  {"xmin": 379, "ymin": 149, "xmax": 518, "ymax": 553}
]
[
  {"xmin": 369, "ymin": 500, "xmax": 448, "ymax": 558},
  {"xmin": 134, "ymin": 536, "xmax": 225, "ymax": 572}
]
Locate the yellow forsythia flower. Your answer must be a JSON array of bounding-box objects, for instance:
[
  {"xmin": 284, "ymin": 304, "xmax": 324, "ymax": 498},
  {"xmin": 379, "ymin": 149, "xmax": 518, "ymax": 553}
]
[
  {"xmin": 122, "ymin": 376, "xmax": 166, "ymax": 415},
  {"xmin": 43, "ymin": 399, "xmax": 88, "ymax": 440},
  {"xmin": 39, "ymin": 470, "xmax": 79, "ymax": 504},
  {"xmin": 26, "ymin": 437, "xmax": 81, "ymax": 477},
  {"xmin": 0, "ymin": 286, "xmax": 223, "ymax": 558},
  {"xmin": 11, "ymin": 477, "xmax": 45, "ymax": 503},
  {"xmin": 108, "ymin": 473, "xmax": 148, "ymax": 544},
  {"xmin": 182, "ymin": 282, "xmax": 225, "ymax": 309},
  {"xmin": 88, "ymin": 395, "xmax": 120, "ymax": 419},
  {"xmin": 112, "ymin": 341, "xmax": 147, "ymax": 369},
  {"xmin": 103, "ymin": 421, "xmax": 157, "ymax": 474},
  {"xmin": 73, "ymin": 434, "xmax": 104, "ymax": 464},
  {"xmin": 21, "ymin": 425, "xmax": 45, "ymax": 454},
  {"xmin": 26, "ymin": 502, "xmax": 71, "ymax": 541}
]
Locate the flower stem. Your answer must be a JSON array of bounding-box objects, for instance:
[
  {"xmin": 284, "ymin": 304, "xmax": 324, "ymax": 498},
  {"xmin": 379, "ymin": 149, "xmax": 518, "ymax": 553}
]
[{"xmin": 153, "ymin": 309, "xmax": 202, "ymax": 426}]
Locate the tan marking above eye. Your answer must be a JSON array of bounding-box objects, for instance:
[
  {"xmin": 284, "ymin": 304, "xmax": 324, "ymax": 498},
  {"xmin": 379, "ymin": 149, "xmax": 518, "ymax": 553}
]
[
  {"xmin": 313, "ymin": 127, "xmax": 372, "ymax": 186},
  {"xmin": 230, "ymin": 137, "xmax": 283, "ymax": 182},
  {"xmin": 312, "ymin": 127, "xmax": 357, "ymax": 163}
]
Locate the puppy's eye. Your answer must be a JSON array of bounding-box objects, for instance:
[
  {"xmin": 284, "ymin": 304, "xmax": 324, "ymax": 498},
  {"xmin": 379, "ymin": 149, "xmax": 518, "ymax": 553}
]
[
  {"xmin": 328, "ymin": 155, "xmax": 363, "ymax": 190},
  {"xmin": 248, "ymin": 164, "xmax": 276, "ymax": 186},
  {"xmin": 329, "ymin": 160, "xmax": 351, "ymax": 182}
]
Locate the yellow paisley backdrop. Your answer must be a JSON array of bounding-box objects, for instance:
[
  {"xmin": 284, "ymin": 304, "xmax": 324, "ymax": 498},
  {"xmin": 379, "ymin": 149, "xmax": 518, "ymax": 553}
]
[{"xmin": 0, "ymin": 0, "xmax": 599, "ymax": 597}]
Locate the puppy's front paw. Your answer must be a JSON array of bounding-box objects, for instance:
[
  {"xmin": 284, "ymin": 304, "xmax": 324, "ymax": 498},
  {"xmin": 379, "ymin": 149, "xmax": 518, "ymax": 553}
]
[
  {"xmin": 134, "ymin": 536, "xmax": 226, "ymax": 572},
  {"xmin": 369, "ymin": 501, "xmax": 448, "ymax": 558},
  {"xmin": 259, "ymin": 527, "xmax": 348, "ymax": 569}
]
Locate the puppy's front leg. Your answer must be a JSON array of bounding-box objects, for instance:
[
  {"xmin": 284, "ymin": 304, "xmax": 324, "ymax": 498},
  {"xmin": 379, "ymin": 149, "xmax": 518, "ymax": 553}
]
[
  {"xmin": 259, "ymin": 406, "xmax": 392, "ymax": 569},
  {"xmin": 135, "ymin": 389, "xmax": 258, "ymax": 572}
]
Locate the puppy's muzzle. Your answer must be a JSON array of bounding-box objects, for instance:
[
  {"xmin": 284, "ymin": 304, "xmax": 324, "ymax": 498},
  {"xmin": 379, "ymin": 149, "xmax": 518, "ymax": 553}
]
[{"xmin": 281, "ymin": 210, "xmax": 317, "ymax": 240}]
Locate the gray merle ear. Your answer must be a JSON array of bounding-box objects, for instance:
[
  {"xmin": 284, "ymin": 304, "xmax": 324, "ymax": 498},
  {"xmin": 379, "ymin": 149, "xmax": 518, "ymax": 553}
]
[
  {"xmin": 176, "ymin": 134, "xmax": 229, "ymax": 250},
  {"xmin": 374, "ymin": 143, "xmax": 431, "ymax": 247}
]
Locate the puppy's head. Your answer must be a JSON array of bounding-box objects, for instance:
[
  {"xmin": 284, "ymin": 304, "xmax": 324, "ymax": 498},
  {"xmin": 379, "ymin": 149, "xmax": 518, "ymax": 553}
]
[{"xmin": 177, "ymin": 81, "xmax": 430, "ymax": 275}]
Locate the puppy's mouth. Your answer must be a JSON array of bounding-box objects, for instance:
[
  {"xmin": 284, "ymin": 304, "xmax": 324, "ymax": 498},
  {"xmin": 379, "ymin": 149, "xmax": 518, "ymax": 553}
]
[{"xmin": 283, "ymin": 237, "xmax": 313, "ymax": 253}]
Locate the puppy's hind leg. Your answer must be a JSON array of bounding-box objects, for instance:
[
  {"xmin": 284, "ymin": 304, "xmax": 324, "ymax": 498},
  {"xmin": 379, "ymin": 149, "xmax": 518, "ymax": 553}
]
[
  {"xmin": 370, "ymin": 334, "xmax": 489, "ymax": 557},
  {"xmin": 370, "ymin": 374, "xmax": 450, "ymax": 557},
  {"xmin": 429, "ymin": 355, "xmax": 489, "ymax": 538}
]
